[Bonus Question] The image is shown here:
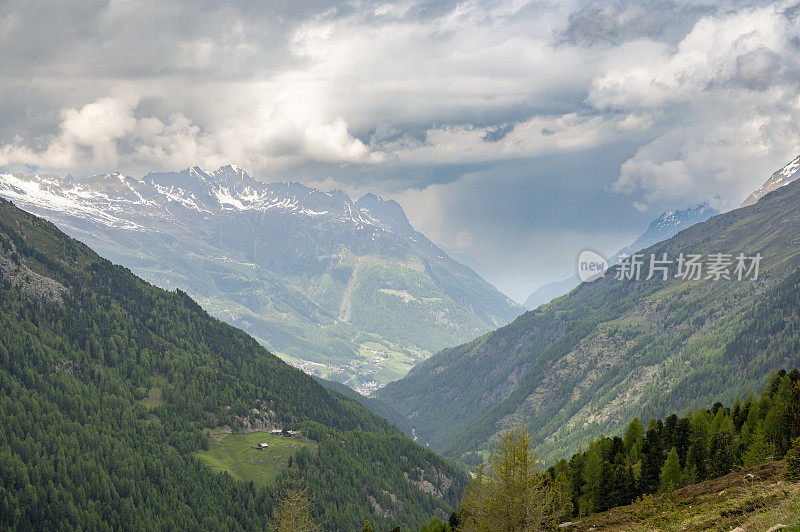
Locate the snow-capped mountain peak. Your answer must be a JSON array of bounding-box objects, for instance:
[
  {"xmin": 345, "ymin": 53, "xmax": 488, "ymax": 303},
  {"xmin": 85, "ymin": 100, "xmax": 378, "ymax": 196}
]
[
  {"xmin": 355, "ymin": 193, "xmax": 415, "ymax": 236},
  {"xmin": 0, "ymin": 165, "xmax": 427, "ymax": 244},
  {"xmin": 0, "ymin": 164, "xmax": 523, "ymax": 393},
  {"xmin": 742, "ymin": 154, "xmax": 800, "ymax": 207},
  {"xmin": 614, "ymin": 203, "xmax": 718, "ymax": 261}
]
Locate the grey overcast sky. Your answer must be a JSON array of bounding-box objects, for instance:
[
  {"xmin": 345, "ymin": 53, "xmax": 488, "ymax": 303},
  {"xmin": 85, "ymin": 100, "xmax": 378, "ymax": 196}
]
[{"xmin": 1, "ymin": 0, "xmax": 800, "ymax": 301}]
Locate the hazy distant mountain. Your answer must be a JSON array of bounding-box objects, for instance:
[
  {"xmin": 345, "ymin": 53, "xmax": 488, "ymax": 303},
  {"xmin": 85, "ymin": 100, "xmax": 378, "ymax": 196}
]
[
  {"xmin": 523, "ymin": 203, "xmax": 718, "ymax": 310},
  {"xmin": 0, "ymin": 165, "xmax": 522, "ymax": 390},
  {"xmin": 614, "ymin": 203, "xmax": 719, "ymax": 258},
  {"xmin": 522, "ymin": 276, "xmax": 581, "ymax": 311},
  {"xmin": 742, "ymin": 154, "xmax": 800, "ymax": 207}
]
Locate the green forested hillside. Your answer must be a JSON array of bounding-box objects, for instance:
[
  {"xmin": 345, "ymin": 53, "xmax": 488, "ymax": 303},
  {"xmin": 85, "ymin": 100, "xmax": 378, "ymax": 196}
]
[
  {"xmin": 547, "ymin": 369, "xmax": 800, "ymax": 517},
  {"xmin": 0, "ymin": 198, "xmax": 465, "ymax": 530},
  {"xmin": 377, "ymin": 176, "xmax": 800, "ymax": 464},
  {"xmin": 436, "ymin": 371, "xmax": 800, "ymax": 531},
  {"xmin": 315, "ymin": 376, "xmax": 415, "ymax": 435}
]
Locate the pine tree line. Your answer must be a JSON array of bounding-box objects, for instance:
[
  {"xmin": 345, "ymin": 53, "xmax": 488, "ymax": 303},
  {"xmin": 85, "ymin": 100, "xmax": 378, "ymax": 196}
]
[{"xmin": 411, "ymin": 369, "xmax": 800, "ymax": 531}]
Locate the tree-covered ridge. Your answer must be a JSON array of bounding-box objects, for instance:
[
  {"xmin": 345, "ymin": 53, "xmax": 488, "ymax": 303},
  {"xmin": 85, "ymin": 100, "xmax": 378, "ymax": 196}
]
[
  {"xmin": 411, "ymin": 371, "xmax": 800, "ymax": 531},
  {"xmin": 0, "ymin": 197, "xmax": 465, "ymax": 531},
  {"xmin": 377, "ymin": 175, "xmax": 800, "ymax": 462},
  {"xmin": 547, "ymin": 369, "xmax": 800, "ymax": 518},
  {"xmin": 293, "ymin": 423, "xmax": 466, "ymax": 528}
]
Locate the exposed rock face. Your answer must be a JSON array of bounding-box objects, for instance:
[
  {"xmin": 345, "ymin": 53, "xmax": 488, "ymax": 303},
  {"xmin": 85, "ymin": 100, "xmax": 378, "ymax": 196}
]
[
  {"xmin": 404, "ymin": 466, "xmax": 454, "ymax": 498},
  {"xmin": 0, "ymin": 225, "xmax": 66, "ymax": 303}
]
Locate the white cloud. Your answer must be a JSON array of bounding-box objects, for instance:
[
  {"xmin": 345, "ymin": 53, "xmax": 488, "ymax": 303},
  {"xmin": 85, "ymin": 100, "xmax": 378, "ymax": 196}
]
[
  {"xmin": 589, "ymin": 6, "xmax": 791, "ymax": 109},
  {"xmin": 2, "ymin": 0, "xmax": 798, "ymax": 208},
  {"xmin": 600, "ymin": 4, "xmax": 800, "ymax": 209},
  {"xmin": 0, "ymin": 97, "xmax": 138, "ymax": 169},
  {"xmin": 383, "ymin": 113, "xmax": 631, "ymax": 165},
  {"xmin": 0, "ymin": 0, "xmax": 601, "ymax": 176},
  {"xmin": 611, "ymin": 93, "xmax": 800, "ymax": 210},
  {"xmin": 0, "ymin": 95, "xmax": 383, "ymax": 173}
]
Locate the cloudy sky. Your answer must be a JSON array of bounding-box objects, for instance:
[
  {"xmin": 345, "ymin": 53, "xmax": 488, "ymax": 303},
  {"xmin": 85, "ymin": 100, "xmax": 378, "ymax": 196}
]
[{"xmin": 2, "ymin": 0, "xmax": 800, "ymax": 301}]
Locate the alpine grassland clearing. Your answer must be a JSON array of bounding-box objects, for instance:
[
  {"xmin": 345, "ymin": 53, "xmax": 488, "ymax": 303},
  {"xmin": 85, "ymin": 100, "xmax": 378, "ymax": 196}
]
[{"xmin": 196, "ymin": 430, "xmax": 316, "ymax": 487}]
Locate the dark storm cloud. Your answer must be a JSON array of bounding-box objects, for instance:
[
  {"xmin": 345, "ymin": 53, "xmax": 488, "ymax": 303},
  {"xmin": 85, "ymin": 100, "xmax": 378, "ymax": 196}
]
[{"xmin": 0, "ymin": 0, "xmax": 335, "ymax": 79}]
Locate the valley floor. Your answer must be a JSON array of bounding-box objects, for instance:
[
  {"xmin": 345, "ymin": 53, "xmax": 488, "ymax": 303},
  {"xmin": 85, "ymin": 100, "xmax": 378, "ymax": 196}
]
[
  {"xmin": 279, "ymin": 339, "xmax": 430, "ymax": 394},
  {"xmin": 563, "ymin": 461, "xmax": 800, "ymax": 531}
]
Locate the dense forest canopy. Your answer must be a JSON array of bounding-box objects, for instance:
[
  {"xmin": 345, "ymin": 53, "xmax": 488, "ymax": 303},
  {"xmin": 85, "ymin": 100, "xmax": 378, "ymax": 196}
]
[
  {"xmin": 546, "ymin": 369, "xmax": 800, "ymax": 517},
  {"xmin": 0, "ymin": 198, "xmax": 465, "ymax": 531}
]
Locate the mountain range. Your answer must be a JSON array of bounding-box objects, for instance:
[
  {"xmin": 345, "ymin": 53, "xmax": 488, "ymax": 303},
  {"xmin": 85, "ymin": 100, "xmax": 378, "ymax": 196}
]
[
  {"xmin": 0, "ymin": 196, "xmax": 465, "ymax": 530},
  {"xmin": 377, "ymin": 154, "xmax": 800, "ymax": 464},
  {"xmin": 0, "ymin": 165, "xmax": 522, "ymax": 392},
  {"xmin": 523, "ymin": 203, "xmax": 719, "ymax": 310},
  {"xmin": 3, "ymin": 154, "xmax": 800, "ymax": 529}
]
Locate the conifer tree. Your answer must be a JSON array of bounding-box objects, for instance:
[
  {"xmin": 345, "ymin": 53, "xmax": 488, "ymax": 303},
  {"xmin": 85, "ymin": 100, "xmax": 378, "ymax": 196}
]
[
  {"xmin": 639, "ymin": 439, "xmax": 662, "ymax": 494},
  {"xmin": 460, "ymin": 427, "xmax": 558, "ymax": 531},
  {"xmin": 742, "ymin": 430, "xmax": 771, "ymax": 467},
  {"xmin": 624, "ymin": 418, "xmax": 644, "ymax": 462},
  {"xmin": 684, "ymin": 439, "xmax": 706, "ymax": 483},
  {"xmin": 273, "ymin": 464, "xmax": 321, "ymax": 532},
  {"xmin": 784, "ymin": 436, "xmax": 800, "ymax": 482},
  {"xmin": 550, "ymin": 470, "xmax": 574, "ymax": 521},
  {"xmin": 708, "ymin": 429, "xmax": 734, "ymax": 478},
  {"xmin": 659, "ymin": 447, "xmax": 681, "ymax": 492}
]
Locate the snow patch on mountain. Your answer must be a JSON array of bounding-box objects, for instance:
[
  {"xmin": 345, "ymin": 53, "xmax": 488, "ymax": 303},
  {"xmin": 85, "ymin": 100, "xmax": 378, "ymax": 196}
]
[
  {"xmin": 0, "ymin": 173, "xmax": 146, "ymax": 230},
  {"xmin": 0, "ymin": 165, "xmax": 426, "ymax": 242},
  {"xmin": 742, "ymin": 154, "xmax": 800, "ymax": 207}
]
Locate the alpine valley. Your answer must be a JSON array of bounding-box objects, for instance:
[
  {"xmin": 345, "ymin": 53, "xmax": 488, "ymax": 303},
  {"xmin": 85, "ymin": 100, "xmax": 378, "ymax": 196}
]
[
  {"xmin": 0, "ymin": 166, "xmax": 522, "ymax": 392},
  {"xmin": 6, "ymin": 0, "xmax": 800, "ymax": 529},
  {"xmin": 3, "ymin": 159, "xmax": 800, "ymax": 530},
  {"xmin": 377, "ymin": 154, "xmax": 800, "ymax": 465}
]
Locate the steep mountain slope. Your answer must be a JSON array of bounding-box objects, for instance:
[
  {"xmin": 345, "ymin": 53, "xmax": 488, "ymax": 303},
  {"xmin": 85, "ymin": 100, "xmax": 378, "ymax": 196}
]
[
  {"xmin": 377, "ymin": 173, "xmax": 800, "ymax": 464},
  {"xmin": 523, "ymin": 204, "xmax": 718, "ymax": 310},
  {"xmin": 0, "ymin": 197, "xmax": 465, "ymax": 530},
  {"xmin": 314, "ymin": 376, "xmax": 415, "ymax": 436},
  {"xmin": 0, "ymin": 166, "xmax": 521, "ymax": 390},
  {"xmin": 742, "ymin": 153, "xmax": 800, "ymax": 207},
  {"xmin": 570, "ymin": 460, "xmax": 800, "ymax": 531}
]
